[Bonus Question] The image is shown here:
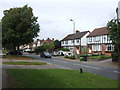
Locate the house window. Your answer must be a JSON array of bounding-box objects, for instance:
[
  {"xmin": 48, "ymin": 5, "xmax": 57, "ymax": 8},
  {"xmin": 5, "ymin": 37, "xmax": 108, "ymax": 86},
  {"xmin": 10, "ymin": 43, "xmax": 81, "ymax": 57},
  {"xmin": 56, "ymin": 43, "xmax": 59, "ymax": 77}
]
[
  {"xmin": 92, "ymin": 45, "xmax": 101, "ymax": 51},
  {"xmin": 89, "ymin": 37, "xmax": 92, "ymax": 42},
  {"xmin": 95, "ymin": 36, "xmax": 100, "ymax": 42},
  {"xmin": 72, "ymin": 40, "xmax": 74, "ymax": 43},
  {"xmin": 107, "ymin": 36, "xmax": 111, "ymax": 41},
  {"xmin": 105, "ymin": 44, "xmax": 114, "ymax": 51},
  {"xmin": 77, "ymin": 39, "xmax": 79, "ymax": 43},
  {"xmin": 65, "ymin": 41, "xmax": 68, "ymax": 44},
  {"xmin": 103, "ymin": 35, "xmax": 106, "ymax": 43},
  {"xmin": 61, "ymin": 41, "xmax": 64, "ymax": 44}
]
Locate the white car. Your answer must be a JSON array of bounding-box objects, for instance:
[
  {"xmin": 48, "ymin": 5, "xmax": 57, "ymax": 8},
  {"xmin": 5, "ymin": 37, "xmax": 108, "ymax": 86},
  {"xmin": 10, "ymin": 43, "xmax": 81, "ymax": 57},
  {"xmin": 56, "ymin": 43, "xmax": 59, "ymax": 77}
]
[{"xmin": 64, "ymin": 51, "xmax": 73, "ymax": 56}]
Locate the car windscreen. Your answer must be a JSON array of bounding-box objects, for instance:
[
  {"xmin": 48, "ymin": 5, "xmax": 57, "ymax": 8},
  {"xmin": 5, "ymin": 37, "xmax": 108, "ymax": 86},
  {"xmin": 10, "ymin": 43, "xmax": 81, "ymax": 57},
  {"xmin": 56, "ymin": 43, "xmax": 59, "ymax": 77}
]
[{"xmin": 44, "ymin": 52, "xmax": 50, "ymax": 56}]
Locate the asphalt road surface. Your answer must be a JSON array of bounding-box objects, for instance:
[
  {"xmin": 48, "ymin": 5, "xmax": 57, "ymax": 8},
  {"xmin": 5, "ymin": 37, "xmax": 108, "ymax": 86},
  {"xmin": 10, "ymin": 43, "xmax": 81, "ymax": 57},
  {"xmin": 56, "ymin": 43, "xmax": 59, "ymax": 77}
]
[{"xmin": 24, "ymin": 53, "xmax": 119, "ymax": 80}]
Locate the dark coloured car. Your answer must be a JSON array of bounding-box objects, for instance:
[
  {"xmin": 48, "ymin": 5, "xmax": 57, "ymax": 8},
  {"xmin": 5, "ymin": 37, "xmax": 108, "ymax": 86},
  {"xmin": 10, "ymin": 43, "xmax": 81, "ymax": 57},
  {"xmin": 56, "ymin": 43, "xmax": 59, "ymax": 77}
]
[
  {"xmin": 40, "ymin": 52, "xmax": 52, "ymax": 58},
  {"xmin": 6, "ymin": 50, "xmax": 22, "ymax": 55}
]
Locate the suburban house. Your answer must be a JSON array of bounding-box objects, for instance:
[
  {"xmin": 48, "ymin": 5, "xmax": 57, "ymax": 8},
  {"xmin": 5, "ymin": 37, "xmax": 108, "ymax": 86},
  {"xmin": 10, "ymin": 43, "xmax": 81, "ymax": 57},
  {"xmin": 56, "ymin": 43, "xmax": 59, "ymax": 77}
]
[
  {"xmin": 33, "ymin": 38, "xmax": 54, "ymax": 48},
  {"xmin": 19, "ymin": 38, "xmax": 54, "ymax": 50},
  {"xmin": 87, "ymin": 27, "xmax": 114, "ymax": 56},
  {"xmin": 61, "ymin": 30, "xmax": 90, "ymax": 54}
]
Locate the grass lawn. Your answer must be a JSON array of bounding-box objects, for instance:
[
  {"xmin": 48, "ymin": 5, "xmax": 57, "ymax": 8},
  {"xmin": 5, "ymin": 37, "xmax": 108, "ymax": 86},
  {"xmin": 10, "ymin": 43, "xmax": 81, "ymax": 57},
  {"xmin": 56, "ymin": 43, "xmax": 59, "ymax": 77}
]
[
  {"xmin": 3, "ymin": 61, "xmax": 47, "ymax": 65},
  {"xmin": 6, "ymin": 69, "xmax": 119, "ymax": 88},
  {"xmin": 2, "ymin": 55, "xmax": 34, "ymax": 60}
]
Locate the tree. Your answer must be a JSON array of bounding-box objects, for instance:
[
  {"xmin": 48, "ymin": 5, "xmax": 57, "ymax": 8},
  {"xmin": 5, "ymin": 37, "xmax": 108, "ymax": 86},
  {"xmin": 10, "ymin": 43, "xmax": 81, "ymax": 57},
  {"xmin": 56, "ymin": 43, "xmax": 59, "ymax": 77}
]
[
  {"xmin": 34, "ymin": 42, "xmax": 55, "ymax": 54},
  {"xmin": 54, "ymin": 40, "xmax": 61, "ymax": 49},
  {"xmin": 0, "ymin": 21, "xmax": 2, "ymax": 49},
  {"xmin": 107, "ymin": 18, "xmax": 120, "ymax": 62},
  {"xmin": 34, "ymin": 46, "xmax": 45, "ymax": 54},
  {"xmin": 42, "ymin": 42, "xmax": 55, "ymax": 52},
  {"xmin": 2, "ymin": 5, "xmax": 40, "ymax": 51}
]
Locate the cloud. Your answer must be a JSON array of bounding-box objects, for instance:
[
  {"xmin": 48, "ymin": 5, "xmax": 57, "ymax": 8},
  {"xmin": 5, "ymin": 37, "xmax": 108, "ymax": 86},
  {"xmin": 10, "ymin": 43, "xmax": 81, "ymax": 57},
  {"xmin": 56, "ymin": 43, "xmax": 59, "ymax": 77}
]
[{"xmin": 0, "ymin": 0, "xmax": 119, "ymax": 40}]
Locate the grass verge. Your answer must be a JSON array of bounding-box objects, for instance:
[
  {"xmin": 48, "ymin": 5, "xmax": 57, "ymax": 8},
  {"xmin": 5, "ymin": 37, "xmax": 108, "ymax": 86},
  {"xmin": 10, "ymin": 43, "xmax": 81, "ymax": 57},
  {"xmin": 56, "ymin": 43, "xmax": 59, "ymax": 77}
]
[
  {"xmin": 2, "ymin": 55, "xmax": 34, "ymax": 60},
  {"xmin": 6, "ymin": 69, "xmax": 119, "ymax": 88},
  {"xmin": 3, "ymin": 61, "xmax": 47, "ymax": 65}
]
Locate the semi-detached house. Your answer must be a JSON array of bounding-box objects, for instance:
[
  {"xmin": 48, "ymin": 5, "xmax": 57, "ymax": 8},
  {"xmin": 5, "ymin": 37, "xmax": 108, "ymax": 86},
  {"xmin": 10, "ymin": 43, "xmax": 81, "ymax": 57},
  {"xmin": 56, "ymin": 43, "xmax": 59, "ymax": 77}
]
[
  {"xmin": 61, "ymin": 30, "xmax": 90, "ymax": 54},
  {"xmin": 87, "ymin": 27, "xmax": 114, "ymax": 56}
]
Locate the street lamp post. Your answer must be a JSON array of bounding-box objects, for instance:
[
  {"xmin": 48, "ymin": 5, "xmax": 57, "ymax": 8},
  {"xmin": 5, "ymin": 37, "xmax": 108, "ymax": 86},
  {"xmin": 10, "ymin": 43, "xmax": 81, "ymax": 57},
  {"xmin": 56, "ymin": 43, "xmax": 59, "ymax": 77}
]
[{"xmin": 70, "ymin": 19, "xmax": 75, "ymax": 55}]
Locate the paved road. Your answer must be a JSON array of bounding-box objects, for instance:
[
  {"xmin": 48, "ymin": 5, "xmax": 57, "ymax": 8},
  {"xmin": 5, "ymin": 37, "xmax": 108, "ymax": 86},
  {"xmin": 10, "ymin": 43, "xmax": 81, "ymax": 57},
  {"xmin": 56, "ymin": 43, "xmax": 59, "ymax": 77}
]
[{"xmin": 24, "ymin": 53, "xmax": 119, "ymax": 80}]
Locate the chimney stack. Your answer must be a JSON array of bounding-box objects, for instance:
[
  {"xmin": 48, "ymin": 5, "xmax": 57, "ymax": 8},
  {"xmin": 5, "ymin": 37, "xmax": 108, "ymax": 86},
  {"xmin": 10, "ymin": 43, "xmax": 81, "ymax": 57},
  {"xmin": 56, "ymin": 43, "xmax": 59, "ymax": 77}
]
[
  {"xmin": 52, "ymin": 38, "xmax": 54, "ymax": 41},
  {"xmin": 76, "ymin": 30, "xmax": 80, "ymax": 33}
]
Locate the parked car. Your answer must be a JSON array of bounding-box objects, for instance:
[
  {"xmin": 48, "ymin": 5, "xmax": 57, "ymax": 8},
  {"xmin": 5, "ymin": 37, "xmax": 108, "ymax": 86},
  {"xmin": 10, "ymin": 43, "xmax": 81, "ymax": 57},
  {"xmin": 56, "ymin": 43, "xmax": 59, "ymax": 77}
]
[
  {"xmin": 57, "ymin": 51, "xmax": 65, "ymax": 56},
  {"xmin": 6, "ymin": 50, "xmax": 22, "ymax": 55},
  {"xmin": 51, "ymin": 51, "xmax": 59, "ymax": 56},
  {"xmin": 40, "ymin": 52, "xmax": 52, "ymax": 58},
  {"xmin": 64, "ymin": 51, "xmax": 73, "ymax": 56}
]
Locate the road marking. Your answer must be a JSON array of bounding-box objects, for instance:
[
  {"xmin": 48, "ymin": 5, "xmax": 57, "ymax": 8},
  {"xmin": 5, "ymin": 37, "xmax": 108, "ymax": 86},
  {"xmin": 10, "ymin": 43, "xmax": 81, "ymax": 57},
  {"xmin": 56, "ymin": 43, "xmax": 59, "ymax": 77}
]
[
  {"xmin": 53, "ymin": 60, "xmax": 57, "ymax": 61},
  {"xmin": 62, "ymin": 61, "xmax": 67, "ymax": 63},
  {"xmin": 73, "ymin": 63, "xmax": 100, "ymax": 70},
  {"xmin": 113, "ymin": 71, "xmax": 120, "ymax": 73},
  {"xmin": 54, "ymin": 60, "xmax": 67, "ymax": 63},
  {"xmin": 55, "ymin": 65, "xmax": 71, "ymax": 69},
  {"xmin": 92, "ymin": 67, "xmax": 100, "ymax": 70},
  {"xmin": 73, "ymin": 63, "xmax": 77, "ymax": 65}
]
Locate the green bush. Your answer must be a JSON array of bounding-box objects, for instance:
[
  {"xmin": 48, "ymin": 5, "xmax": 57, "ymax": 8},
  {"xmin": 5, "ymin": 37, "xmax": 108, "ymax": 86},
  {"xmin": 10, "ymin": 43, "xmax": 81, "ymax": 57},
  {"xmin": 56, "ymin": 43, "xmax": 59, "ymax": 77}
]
[
  {"xmin": 2, "ymin": 49, "xmax": 8, "ymax": 54},
  {"xmin": 69, "ymin": 55, "xmax": 76, "ymax": 60},
  {"xmin": 59, "ymin": 48, "xmax": 70, "ymax": 51},
  {"xmin": 88, "ymin": 55, "xmax": 111, "ymax": 60},
  {"xmin": 64, "ymin": 55, "xmax": 76, "ymax": 60},
  {"xmin": 64, "ymin": 55, "xmax": 69, "ymax": 59},
  {"xmin": 112, "ymin": 52, "xmax": 118, "ymax": 62},
  {"xmin": 34, "ymin": 46, "xmax": 45, "ymax": 54}
]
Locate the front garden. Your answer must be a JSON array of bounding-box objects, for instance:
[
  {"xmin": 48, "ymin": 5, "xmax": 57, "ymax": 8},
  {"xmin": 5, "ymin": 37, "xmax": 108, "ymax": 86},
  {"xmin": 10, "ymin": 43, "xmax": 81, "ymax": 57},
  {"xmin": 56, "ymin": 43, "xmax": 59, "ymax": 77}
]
[{"xmin": 64, "ymin": 54, "xmax": 111, "ymax": 61}]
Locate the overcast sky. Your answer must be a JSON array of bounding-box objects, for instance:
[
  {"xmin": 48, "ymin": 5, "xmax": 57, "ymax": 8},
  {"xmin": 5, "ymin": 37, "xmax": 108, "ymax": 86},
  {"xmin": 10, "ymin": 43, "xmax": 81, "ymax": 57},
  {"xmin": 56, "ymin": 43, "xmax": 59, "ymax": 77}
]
[{"xmin": 0, "ymin": 0, "xmax": 119, "ymax": 40}]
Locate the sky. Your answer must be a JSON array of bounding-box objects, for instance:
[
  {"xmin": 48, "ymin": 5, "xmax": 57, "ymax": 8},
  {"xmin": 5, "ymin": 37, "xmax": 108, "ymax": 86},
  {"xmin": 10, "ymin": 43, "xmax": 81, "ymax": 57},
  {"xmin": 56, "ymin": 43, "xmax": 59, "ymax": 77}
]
[{"xmin": 0, "ymin": 0, "xmax": 119, "ymax": 40}]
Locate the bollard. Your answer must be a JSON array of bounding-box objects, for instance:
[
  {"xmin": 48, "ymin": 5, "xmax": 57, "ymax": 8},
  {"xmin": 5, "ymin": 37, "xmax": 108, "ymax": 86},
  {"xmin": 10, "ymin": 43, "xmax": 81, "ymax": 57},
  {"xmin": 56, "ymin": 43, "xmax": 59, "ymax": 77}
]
[{"xmin": 79, "ymin": 68, "xmax": 83, "ymax": 73}]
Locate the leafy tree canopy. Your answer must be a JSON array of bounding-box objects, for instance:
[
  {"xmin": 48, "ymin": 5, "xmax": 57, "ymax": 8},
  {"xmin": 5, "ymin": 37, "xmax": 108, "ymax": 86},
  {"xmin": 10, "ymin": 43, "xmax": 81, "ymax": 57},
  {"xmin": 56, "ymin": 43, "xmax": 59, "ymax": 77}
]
[
  {"xmin": 107, "ymin": 18, "xmax": 120, "ymax": 61},
  {"xmin": 54, "ymin": 40, "xmax": 61, "ymax": 49},
  {"xmin": 34, "ymin": 42, "xmax": 55, "ymax": 54},
  {"xmin": 2, "ymin": 5, "xmax": 40, "ymax": 51},
  {"xmin": 107, "ymin": 19, "xmax": 120, "ymax": 45},
  {"xmin": 42, "ymin": 42, "xmax": 55, "ymax": 52}
]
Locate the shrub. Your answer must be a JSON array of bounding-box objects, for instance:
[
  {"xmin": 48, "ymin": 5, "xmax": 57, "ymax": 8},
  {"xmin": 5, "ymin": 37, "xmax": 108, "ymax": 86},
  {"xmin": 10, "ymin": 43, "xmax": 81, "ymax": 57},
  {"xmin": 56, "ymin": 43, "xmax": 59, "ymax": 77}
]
[
  {"xmin": 34, "ymin": 46, "xmax": 45, "ymax": 54},
  {"xmin": 59, "ymin": 48, "xmax": 70, "ymax": 51},
  {"xmin": 64, "ymin": 55, "xmax": 76, "ymax": 60},
  {"xmin": 112, "ymin": 52, "xmax": 118, "ymax": 62},
  {"xmin": 64, "ymin": 55, "xmax": 69, "ymax": 59},
  {"xmin": 69, "ymin": 55, "xmax": 76, "ymax": 60},
  {"xmin": 88, "ymin": 55, "xmax": 111, "ymax": 60}
]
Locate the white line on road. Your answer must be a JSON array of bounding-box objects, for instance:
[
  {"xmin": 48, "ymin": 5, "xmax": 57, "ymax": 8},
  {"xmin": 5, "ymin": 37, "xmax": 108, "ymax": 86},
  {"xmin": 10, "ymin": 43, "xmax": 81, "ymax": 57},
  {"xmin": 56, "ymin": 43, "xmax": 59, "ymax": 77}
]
[
  {"xmin": 53, "ymin": 60, "xmax": 67, "ymax": 63},
  {"xmin": 73, "ymin": 63, "xmax": 100, "ymax": 70},
  {"xmin": 113, "ymin": 71, "xmax": 120, "ymax": 73},
  {"xmin": 73, "ymin": 63, "xmax": 79, "ymax": 66},
  {"xmin": 55, "ymin": 65, "xmax": 72, "ymax": 69}
]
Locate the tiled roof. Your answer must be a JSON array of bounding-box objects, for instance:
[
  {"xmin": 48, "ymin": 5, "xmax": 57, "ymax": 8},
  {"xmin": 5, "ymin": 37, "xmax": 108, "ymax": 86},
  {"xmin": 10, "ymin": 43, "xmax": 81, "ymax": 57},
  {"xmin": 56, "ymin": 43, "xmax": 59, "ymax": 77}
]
[
  {"xmin": 62, "ymin": 31, "xmax": 90, "ymax": 41},
  {"xmin": 87, "ymin": 27, "xmax": 109, "ymax": 37}
]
